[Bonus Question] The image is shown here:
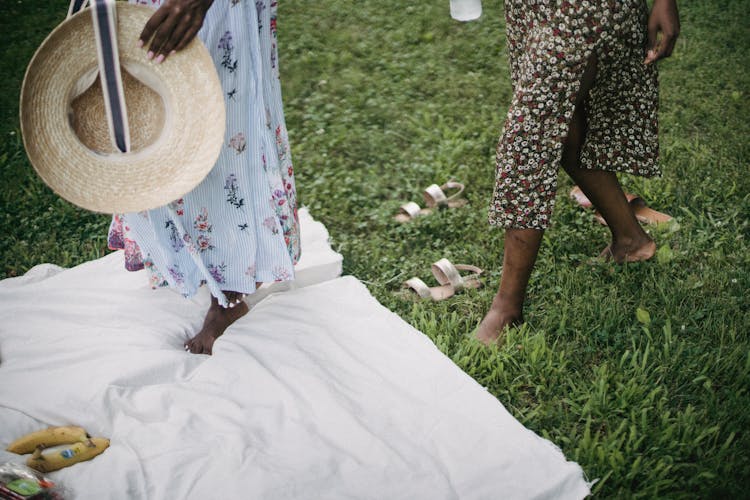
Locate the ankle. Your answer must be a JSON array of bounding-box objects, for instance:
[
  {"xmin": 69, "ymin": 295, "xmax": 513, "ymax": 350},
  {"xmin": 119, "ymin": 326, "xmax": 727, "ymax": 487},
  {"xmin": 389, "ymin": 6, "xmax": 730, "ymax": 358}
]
[
  {"xmin": 491, "ymin": 291, "xmax": 524, "ymax": 315},
  {"xmin": 612, "ymin": 230, "xmax": 652, "ymax": 248},
  {"xmin": 477, "ymin": 306, "xmax": 524, "ymax": 345}
]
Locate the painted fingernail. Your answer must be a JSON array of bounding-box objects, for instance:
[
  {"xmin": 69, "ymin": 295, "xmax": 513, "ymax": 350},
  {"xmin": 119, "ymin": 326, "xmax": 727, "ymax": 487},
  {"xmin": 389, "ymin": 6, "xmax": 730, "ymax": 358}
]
[
  {"xmin": 147, "ymin": 50, "xmax": 154, "ymax": 60},
  {"xmin": 155, "ymin": 54, "xmax": 165, "ymax": 64},
  {"xmin": 137, "ymin": 39, "xmax": 144, "ymax": 48}
]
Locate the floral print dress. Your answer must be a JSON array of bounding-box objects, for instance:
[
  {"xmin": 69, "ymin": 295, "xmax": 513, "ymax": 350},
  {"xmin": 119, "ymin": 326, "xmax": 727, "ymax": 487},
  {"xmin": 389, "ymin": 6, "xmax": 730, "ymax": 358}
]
[
  {"xmin": 489, "ymin": 0, "xmax": 659, "ymax": 229},
  {"xmin": 108, "ymin": 0, "xmax": 300, "ymax": 307}
]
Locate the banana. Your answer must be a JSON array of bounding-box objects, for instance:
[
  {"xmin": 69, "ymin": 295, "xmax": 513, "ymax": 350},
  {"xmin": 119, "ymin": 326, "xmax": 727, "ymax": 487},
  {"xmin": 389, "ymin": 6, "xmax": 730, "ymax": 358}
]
[
  {"xmin": 26, "ymin": 438, "xmax": 110, "ymax": 473},
  {"xmin": 6, "ymin": 426, "xmax": 89, "ymax": 454}
]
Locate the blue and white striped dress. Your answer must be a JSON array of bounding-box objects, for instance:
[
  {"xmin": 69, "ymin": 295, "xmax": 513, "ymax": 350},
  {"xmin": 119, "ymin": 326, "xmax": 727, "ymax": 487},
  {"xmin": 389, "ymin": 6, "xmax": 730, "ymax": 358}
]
[{"xmin": 108, "ymin": 0, "xmax": 300, "ymax": 307}]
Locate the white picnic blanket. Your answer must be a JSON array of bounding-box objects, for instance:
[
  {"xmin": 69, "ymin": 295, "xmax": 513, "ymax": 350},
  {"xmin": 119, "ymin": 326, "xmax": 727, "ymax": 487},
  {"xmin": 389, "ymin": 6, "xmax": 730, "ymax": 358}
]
[{"xmin": 0, "ymin": 209, "xmax": 589, "ymax": 499}]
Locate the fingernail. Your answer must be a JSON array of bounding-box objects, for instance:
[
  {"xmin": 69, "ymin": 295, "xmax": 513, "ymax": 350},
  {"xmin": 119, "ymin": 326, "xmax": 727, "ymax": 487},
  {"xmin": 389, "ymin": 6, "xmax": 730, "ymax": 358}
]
[
  {"xmin": 137, "ymin": 39, "xmax": 144, "ymax": 48},
  {"xmin": 155, "ymin": 54, "xmax": 165, "ymax": 64},
  {"xmin": 147, "ymin": 50, "xmax": 154, "ymax": 60},
  {"xmin": 170, "ymin": 50, "xmax": 177, "ymax": 56}
]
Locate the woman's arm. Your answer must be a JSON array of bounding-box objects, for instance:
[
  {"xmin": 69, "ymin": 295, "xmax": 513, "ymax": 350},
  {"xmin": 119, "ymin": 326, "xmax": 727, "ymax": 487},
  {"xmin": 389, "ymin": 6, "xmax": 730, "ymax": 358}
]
[
  {"xmin": 644, "ymin": 0, "xmax": 680, "ymax": 65},
  {"xmin": 138, "ymin": 0, "xmax": 215, "ymax": 63}
]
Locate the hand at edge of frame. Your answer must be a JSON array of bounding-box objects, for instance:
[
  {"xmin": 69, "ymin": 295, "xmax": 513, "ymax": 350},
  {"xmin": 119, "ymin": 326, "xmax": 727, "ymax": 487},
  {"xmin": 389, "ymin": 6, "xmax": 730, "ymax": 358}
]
[
  {"xmin": 645, "ymin": 0, "xmax": 680, "ymax": 65},
  {"xmin": 138, "ymin": 0, "xmax": 215, "ymax": 63}
]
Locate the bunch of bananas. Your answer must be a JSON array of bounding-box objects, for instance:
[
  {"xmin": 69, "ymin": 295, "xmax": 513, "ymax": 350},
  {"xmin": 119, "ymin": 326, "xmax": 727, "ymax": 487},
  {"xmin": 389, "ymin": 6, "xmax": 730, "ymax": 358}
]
[{"xmin": 6, "ymin": 426, "xmax": 109, "ymax": 473}]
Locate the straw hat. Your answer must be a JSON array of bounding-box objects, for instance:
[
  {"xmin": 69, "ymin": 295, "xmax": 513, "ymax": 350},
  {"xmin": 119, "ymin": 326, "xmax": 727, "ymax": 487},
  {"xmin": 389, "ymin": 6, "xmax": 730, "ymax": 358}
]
[{"xmin": 20, "ymin": 3, "xmax": 225, "ymax": 213}]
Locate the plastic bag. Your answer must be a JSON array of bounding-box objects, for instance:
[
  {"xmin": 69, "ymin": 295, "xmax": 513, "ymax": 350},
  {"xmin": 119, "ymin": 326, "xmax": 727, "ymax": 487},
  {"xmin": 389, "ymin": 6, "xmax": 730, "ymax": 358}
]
[{"xmin": 0, "ymin": 463, "xmax": 67, "ymax": 500}]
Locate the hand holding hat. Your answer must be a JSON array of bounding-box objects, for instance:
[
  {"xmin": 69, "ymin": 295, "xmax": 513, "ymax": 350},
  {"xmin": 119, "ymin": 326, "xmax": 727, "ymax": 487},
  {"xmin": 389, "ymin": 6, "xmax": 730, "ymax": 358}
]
[
  {"xmin": 138, "ymin": 0, "xmax": 215, "ymax": 64},
  {"xmin": 20, "ymin": 2, "xmax": 226, "ymax": 213}
]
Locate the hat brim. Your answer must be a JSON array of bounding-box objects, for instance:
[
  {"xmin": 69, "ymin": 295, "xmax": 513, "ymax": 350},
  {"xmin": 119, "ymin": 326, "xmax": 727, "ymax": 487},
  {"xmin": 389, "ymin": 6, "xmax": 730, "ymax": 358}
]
[{"xmin": 20, "ymin": 4, "xmax": 226, "ymax": 214}]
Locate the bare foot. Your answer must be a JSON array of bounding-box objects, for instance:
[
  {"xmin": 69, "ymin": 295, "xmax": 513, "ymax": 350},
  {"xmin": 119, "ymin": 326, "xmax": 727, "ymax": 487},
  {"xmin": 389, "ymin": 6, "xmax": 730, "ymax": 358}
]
[
  {"xmin": 600, "ymin": 235, "xmax": 657, "ymax": 263},
  {"xmin": 476, "ymin": 302, "xmax": 523, "ymax": 346},
  {"xmin": 185, "ymin": 291, "xmax": 249, "ymax": 355}
]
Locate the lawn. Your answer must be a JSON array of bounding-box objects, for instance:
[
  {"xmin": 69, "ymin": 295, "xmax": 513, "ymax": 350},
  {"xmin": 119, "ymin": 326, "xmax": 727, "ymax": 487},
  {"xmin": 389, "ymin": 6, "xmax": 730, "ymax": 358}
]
[{"xmin": 1, "ymin": 0, "xmax": 748, "ymax": 497}]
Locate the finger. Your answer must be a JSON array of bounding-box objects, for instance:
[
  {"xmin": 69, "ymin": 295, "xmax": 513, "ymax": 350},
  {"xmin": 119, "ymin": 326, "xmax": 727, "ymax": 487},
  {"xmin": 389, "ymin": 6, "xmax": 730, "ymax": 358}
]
[
  {"xmin": 173, "ymin": 24, "xmax": 202, "ymax": 52},
  {"xmin": 157, "ymin": 15, "xmax": 193, "ymax": 58},
  {"xmin": 644, "ymin": 47, "xmax": 659, "ymax": 65},
  {"xmin": 665, "ymin": 27, "xmax": 680, "ymax": 57},
  {"xmin": 647, "ymin": 21, "xmax": 658, "ymax": 53},
  {"xmin": 646, "ymin": 25, "xmax": 668, "ymax": 65},
  {"xmin": 139, "ymin": 7, "xmax": 169, "ymax": 48},
  {"xmin": 148, "ymin": 14, "xmax": 180, "ymax": 60},
  {"xmin": 662, "ymin": 32, "xmax": 679, "ymax": 59},
  {"xmin": 653, "ymin": 33, "xmax": 677, "ymax": 63},
  {"xmin": 643, "ymin": 16, "xmax": 660, "ymax": 64}
]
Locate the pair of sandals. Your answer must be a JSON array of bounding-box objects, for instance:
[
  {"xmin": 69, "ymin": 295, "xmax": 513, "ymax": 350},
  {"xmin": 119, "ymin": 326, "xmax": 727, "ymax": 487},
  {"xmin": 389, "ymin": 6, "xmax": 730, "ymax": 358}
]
[
  {"xmin": 396, "ymin": 182, "xmax": 482, "ymax": 301},
  {"xmin": 569, "ymin": 186, "xmax": 673, "ymax": 226},
  {"xmin": 395, "ymin": 181, "xmax": 468, "ymax": 222}
]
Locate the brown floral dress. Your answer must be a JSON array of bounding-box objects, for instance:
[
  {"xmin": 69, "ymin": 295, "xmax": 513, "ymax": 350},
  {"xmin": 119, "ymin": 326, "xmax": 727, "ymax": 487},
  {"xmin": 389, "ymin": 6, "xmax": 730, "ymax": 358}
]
[{"xmin": 489, "ymin": 0, "xmax": 659, "ymax": 229}]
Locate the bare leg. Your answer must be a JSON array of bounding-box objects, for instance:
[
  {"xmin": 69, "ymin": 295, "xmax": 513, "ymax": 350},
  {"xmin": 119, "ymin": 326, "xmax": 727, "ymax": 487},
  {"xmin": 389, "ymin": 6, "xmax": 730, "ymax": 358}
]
[
  {"xmin": 476, "ymin": 228, "xmax": 542, "ymax": 345},
  {"xmin": 185, "ymin": 285, "xmax": 261, "ymax": 355},
  {"xmin": 562, "ymin": 57, "xmax": 655, "ymax": 263},
  {"xmin": 477, "ymin": 54, "xmax": 654, "ymax": 345},
  {"xmin": 564, "ymin": 168, "xmax": 655, "ymax": 262}
]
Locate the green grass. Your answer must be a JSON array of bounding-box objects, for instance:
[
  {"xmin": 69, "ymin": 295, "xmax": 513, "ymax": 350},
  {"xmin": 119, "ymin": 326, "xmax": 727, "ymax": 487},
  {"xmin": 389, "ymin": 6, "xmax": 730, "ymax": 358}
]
[{"xmin": 1, "ymin": 0, "xmax": 749, "ymax": 497}]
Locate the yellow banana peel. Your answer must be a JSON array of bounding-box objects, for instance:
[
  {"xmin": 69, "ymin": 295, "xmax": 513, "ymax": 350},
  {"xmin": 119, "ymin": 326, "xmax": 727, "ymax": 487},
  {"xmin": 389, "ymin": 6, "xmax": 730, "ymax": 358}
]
[
  {"xmin": 6, "ymin": 426, "xmax": 89, "ymax": 455},
  {"xmin": 26, "ymin": 438, "xmax": 110, "ymax": 473}
]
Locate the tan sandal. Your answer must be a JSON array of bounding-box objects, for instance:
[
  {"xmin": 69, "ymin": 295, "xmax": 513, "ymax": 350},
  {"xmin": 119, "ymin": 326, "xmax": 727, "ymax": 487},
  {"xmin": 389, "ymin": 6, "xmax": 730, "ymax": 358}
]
[
  {"xmin": 403, "ymin": 258, "xmax": 483, "ymax": 301},
  {"xmin": 423, "ymin": 181, "xmax": 468, "ymax": 209},
  {"xmin": 626, "ymin": 194, "xmax": 673, "ymax": 225},
  {"xmin": 395, "ymin": 181, "xmax": 468, "ymax": 222},
  {"xmin": 394, "ymin": 201, "xmax": 433, "ymax": 222},
  {"xmin": 569, "ymin": 185, "xmax": 593, "ymax": 209},
  {"xmin": 570, "ymin": 186, "xmax": 673, "ymax": 226},
  {"xmin": 592, "ymin": 194, "xmax": 673, "ymax": 226}
]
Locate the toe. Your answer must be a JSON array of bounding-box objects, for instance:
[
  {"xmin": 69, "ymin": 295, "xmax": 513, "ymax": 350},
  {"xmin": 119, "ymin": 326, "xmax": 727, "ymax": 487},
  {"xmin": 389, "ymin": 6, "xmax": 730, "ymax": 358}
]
[{"xmin": 224, "ymin": 290, "xmax": 243, "ymax": 305}]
